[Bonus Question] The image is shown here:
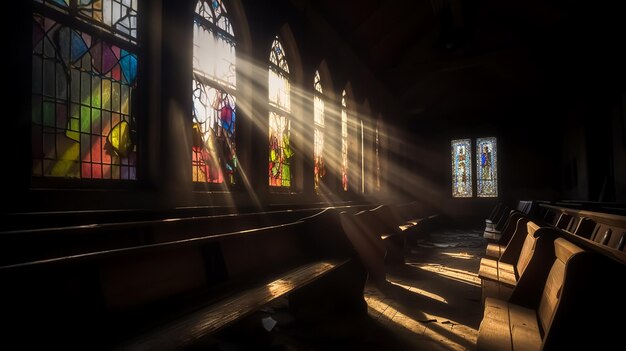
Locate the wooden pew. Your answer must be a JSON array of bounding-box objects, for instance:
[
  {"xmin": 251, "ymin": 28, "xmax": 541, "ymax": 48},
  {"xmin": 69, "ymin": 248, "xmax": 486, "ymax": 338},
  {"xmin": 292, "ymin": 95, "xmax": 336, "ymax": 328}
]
[
  {"xmin": 0, "ymin": 204, "xmax": 373, "ymax": 267},
  {"xmin": 349, "ymin": 205, "xmax": 407, "ymax": 265},
  {"xmin": 479, "ymin": 221, "xmax": 559, "ymax": 302},
  {"xmin": 0, "ymin": 208, "xmax": 367, "ymax": 350},
  {"xmin": 537, "ymin": 203, "xmax": 626, "ymax": 252},
  {"xmin": 477, "ymin": 235, "xmax": 626, "ymax": 350},
  {"xmin": 484, "ymin": 203, "xmax": 511, "ymax": 240},
  {"xmin": 394, "ymin": 201, "xmax": 440, "ymax": 245},
  {"xmin": 485, "ymin": 210, "xmax": 527, "ymax": 258}
]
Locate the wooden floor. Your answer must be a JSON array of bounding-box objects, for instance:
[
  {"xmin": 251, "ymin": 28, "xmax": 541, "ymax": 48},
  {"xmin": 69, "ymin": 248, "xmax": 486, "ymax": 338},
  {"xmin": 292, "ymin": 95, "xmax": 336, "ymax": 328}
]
[{"xmin": 192, "ymin": 227, "xmax": 486, "ymax": 351}]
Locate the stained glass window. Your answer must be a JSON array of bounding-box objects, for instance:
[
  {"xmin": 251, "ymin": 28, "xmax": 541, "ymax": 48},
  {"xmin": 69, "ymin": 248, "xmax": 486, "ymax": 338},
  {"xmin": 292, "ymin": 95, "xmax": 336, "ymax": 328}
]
[
  {"xmin": 313, "ymin": 70, "xmax": 325, "ymax": 191},
  {"xmin": 269, "ymin": 36, "xmax": 293, "ymax": 188},
  {"xmin": 32, "ymin": 1, "xmax": 138, "ymax": 180},
  {"xmin": 360, "ymin": 119, "xmax": 365, "ymax": 193},
  {"xmin": 192, "ymin": 0, "xmax": 237, "ymax": 184},
  {"xmin": 451, "ymin": 139, "xmax": 472, "ymax": 197},
  {"xmin": 476, "ymin": 137, "xmax": 497, "ymax": 197},
  {"xmin": 375, "ymin": 121, "xmax": 380, "ymax": 192},
  {"xmin": 341, "ymin": 90, "xmax": 348, "ymax": 191}
]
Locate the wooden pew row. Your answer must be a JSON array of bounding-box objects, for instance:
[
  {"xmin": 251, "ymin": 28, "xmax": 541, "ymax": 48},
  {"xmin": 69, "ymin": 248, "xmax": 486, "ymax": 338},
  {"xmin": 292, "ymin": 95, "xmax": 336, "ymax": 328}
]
[
  {"xmin": 0, "ymin": 202, "xmax": 370, "ymax": 231},
  {"xmin": 341, "ymin": 202, "xmax": 441, "ymax": 271},
  {"xmin": 477, "ymin": 236, "xmax": 626, "ymax": 350},
  {"xmin": 484, "ymin": 202, "xmax": 511, "ymax": 240},
  {"xmin": 479, "ymin": 203, "xmax": 606, "ymax": 302},
  {"xmin": 0, "ymin": 204, "xmax": 373, "ymax": 267},
  {"xmin": 477, "ymin": 207, "xmax": 626, "ymax": 350},
  {"xmin": 537, "ymin": 203, "xmax": 626, "ymax": 252},
  {"xmin": 0, "ymin": 208, "xmax": 367, "ymax": 350},
  {"xmin": 479, "ymin": 219, "xmax": 557, "ymax": 301},
  {"xmin": 484, "ymin": 200, "xmax": 535, "ymax": 241}
]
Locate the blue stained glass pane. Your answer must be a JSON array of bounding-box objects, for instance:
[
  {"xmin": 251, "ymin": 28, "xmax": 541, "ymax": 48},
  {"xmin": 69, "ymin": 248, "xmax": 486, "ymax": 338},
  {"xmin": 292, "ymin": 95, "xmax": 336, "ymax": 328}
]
[
  {"xmin": 119, "ymin": 50, "xmax": 137, "ymax": 84},
  {"xmin": 79, "ymin": 0, "xmax": 96, "ymax": 5},
  {"xmin": 476, "ymin": 137, "xmax": 498, "ymax": 197},
  {"xmin": 52, "ymin": 0, "xmax": 70, "ymax": 7},
  {"xmin": 58, "ymin": 27, "xmax": 89, "ymax": 64},
  {"xmin": 70, "ymin": 30, "xmax": 89, "ymax": 62},
  {"xmin": 451, "ymin": 139, "xmax": 472, "ymax": 197},
  {"xmin": 213, "ymin": 0, "xmax": 219, "ymax": 9}
]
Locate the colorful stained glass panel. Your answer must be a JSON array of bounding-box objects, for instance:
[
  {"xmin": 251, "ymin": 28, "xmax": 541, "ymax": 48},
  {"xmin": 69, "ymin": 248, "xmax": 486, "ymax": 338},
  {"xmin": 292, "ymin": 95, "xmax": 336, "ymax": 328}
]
[
  {"xmin": 32, "ymin": 14, "xmax": 137, "ymax": 179},
  {"xmin": 451, "ymin": 139, "xmax": 472, "ymax": 197},
  {"xmin": 191, "ymin": 80, "xmax": 237, "ymax": 184},
  {"xmin": 269, "ymin": 112, "xmax": 292, "ymax": 187},
  {"xmin": 37, "ymin": 0, "xmax": 138, "ymax": 42},
  {"xmin": 268, "ymin": 36, "xmax": 292, "ymax": 189},
  {"xmin": 193, "ymin": 0, "xmax": 237, "ymax": 184},
  {"xmin": 477, "ymin": 137, "xmax": 497, "ymax": 197},
  {"xmin": 341, "ymin": 90, "xmax": 348, "ymax": 191},
  {"xmin": 313, "ymin": 70, "xmax": 325, "ymax": 191}
]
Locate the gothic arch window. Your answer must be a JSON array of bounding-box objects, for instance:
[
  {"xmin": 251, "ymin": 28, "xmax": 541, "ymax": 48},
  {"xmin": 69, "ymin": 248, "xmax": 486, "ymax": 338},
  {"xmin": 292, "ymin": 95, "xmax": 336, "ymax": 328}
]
[
  {"xmin": 32, "ymin": 0, "xmax": 139, "ymax": 180},
  {"xmin": 313, "ymin": 70, "xmax": 325, "ymax": 192},
  {"xmin": 375, "ymin": 116, "xmax": 381, "ymax": 192},
  {"xmin": 341, "ymin": 90, "xmax": 349, "ymax": 191},
  {"xmin": 268, "ymin": 36, "xmax": 293, "ymax": 188},
  {"xmin": 192, "ymin": 0, "xmax": 237, "ymax": 184}
]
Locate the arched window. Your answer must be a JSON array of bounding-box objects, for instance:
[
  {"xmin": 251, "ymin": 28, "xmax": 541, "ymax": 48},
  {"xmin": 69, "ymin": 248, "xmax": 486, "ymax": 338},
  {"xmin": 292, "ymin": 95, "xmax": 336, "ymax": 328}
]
[
  {"xmin": 313, "ymin": 70, "xmax": 325, "ymax": 191},
  {"xmin": 268, "ymin": 36, "xmax": 293, "ymax": 188},
  {"xmin": 192, "ymin": 0, "xmax": 237, "ymax": 184},
  {"xmin": 477, "ymin": 137, "xmax": 498, "ymax": 197},
  {"xmin": 32, "ymin": 0, "xmax": 139, "ymax": 179},
  {"xmin": 341, "ymin": 90, "xmax": 349, "ymax": 191},
  {"xmin": 375, "ymin": 117, "xmax": 381, "ymax": 192},
  {"xmin": 451, "ymin": 139, "xmax": 473, "ymax": 197}
]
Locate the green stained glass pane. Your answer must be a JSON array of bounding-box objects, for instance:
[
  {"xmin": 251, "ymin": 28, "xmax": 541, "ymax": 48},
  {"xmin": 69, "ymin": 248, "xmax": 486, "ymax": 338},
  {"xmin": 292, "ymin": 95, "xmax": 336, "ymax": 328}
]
[
  {"xmin": 91, "ymin": 76, "xmax": 101, "ymax": 108},
  {"xmin": 121, "ymin": 84, "xmax": 129, "ymax": 114},
  {"xmin": 80, "ymin": 105, "xmax": 91, "ymax": 133},
  {"xmin": 112, "ymin": 81, "xmax": 120, "ymax": 113},
  {"xmin": 102, "ymin": 79, "xmax": 111, "ymax": 110},
  {"xmin": 43, "ymin": 101, "xmax": 55, "ymax": 127},
  {"xmin": 81, "ymin": 72, "xmax": 91, "ymax": 105},
  {"xmin": 282, "ymin": 164, "xmax": 291, "ymax": 187}
]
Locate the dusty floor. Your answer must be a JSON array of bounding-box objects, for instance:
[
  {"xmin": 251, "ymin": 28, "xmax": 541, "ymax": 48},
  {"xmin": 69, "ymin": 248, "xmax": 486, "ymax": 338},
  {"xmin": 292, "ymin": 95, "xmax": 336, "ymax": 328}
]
[{"xmin": 199, "ymin": 227, "xmax": 487, "ymax": 351}]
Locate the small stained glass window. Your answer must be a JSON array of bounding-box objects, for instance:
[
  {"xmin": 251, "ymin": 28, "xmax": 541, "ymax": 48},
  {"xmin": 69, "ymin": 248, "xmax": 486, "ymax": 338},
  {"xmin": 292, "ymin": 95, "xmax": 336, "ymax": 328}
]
[
  {"xmin": 269, "ymin": 36, "xmax": 293, "ymax": 188},
  {"xmin": 451, "ymin": 139, "xmax": 472, "ymax": 197},
  {"xmin": 375, "ymin": 120, "xmax": 381, "ymax": 192},
  {"xmin": 313, "ymin": 70, "xmax": 325, "ymax": 191},
  {"xmin": 476, "ymin": 137, "xmax": 497, "ymax": 197},
  {"xmin": 341, "ymin": 90, "xmax": 348, "ymax": 191}
]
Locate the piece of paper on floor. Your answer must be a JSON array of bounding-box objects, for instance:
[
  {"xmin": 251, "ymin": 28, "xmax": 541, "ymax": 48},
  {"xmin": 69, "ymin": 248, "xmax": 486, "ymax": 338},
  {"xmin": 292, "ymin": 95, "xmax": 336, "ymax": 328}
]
[{"xmin": 261, "ymin": 316, "xmax": 277, "ymax": 332}]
